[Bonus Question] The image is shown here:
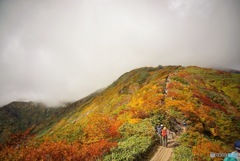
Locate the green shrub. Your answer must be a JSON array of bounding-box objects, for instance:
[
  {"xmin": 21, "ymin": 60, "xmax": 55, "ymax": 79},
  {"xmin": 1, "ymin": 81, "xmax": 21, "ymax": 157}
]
[
  {"xmin": 171, "ymin": 76, "xmax": 189, "ymax": 85},
  {"xmin": 119, "ymin": 120, "xmax": 154, "ymax": 138},
  {"xmin": 137, "ymin": 71, "xmax": 149, "ymax": 85},
  {"xmin": 103, "ymin": 135, "xmax": 153, "ymax": 161},
  {"xmin": 172, "ymin": 145, "xmax": 193, "ymax": 161},
  {"xmin": 205, "ymin": 91, "xmax": 225, "ymax": 105},
  {"xmin": 104, "ymin": 119, "xmax": 155, "ymax": 161}
]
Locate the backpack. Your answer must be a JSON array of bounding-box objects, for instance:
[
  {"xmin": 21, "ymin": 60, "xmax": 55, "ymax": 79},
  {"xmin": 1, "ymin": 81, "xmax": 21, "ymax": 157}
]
[
  {"xmin": 224, "ymin": 152, "xmax": 239, "ymax": 161},
  {"xmin": 223, "ymin": 157, "xmax": 237, "ymax": 161},
  {"xmin": 162, "ymin": 129, "xmax": 167, "ymax": 136},
  {"xmin": 157, "ymin": 126, "xmax": 163, "ymax": 135}
]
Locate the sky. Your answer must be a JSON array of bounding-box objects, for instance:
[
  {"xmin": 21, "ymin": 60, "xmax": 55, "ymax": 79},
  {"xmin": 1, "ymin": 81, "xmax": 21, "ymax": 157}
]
[{"xmin": 0, "ymin": 0, "xmax": 240, "ymax": 106}]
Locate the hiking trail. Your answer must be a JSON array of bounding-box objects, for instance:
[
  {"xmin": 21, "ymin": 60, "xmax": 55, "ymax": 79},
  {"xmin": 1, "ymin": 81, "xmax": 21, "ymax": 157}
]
[
  {"xmin": 149, "ymin": 132, "xmax": 179, "ymax": 161},
  {"xmin": 150, "ymin": 146, "xmax": 172, "ymax": 161},
  {"xmin": 148, "ymin": 67, "xmax": 181, "ymax": 161}
]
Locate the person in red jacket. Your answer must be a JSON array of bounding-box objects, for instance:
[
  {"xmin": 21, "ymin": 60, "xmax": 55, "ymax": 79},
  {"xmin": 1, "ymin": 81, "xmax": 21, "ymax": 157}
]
[{"xmin": 162, "ymin": 127, "xmax": 168, "ymax": 147}]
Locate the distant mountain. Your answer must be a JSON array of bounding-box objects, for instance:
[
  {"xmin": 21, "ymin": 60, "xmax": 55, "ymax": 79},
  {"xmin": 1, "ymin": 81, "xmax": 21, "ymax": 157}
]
[
  {"xmin": 211, "ymin": 67, "xmax": 240, "ymax": 74},
  {"xmin": 0, "ymin": 101, "xmax": 56, "ymax": 143},
  {"xmin": 0, "ymin": 66, "xmax": 239, "ymax": 160},
  {"xmin": 0, "ymin": 90, "xmax": 101, "ymax": 143}
]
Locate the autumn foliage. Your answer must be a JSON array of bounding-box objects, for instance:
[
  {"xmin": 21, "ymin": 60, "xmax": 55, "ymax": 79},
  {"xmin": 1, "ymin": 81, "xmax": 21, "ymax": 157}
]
[
  {"xmin": 0, "ymin": 137, "xmax": 117, "ymax": 161},
  {"xmin": 0, "ymin": 66, "xmax": 239, "ymax": 160}
]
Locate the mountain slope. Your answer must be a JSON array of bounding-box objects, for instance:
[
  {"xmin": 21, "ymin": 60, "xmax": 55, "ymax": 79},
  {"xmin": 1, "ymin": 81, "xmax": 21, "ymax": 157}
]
[
  {"xmin": 0, "ymin": 65, "xmax": 239, "ymax": 160},
  {"xmin": 0, "ymin": 101, "xmax": 56, "ymax": 143},
  {"xmin": 35, "ymin": 66, "xmax": 179, "ymax": 141},
  {"xmin": 0, "ymin": 89, "xmax": 102, "ymax": 143},
  {"xmin": 163, "ymin": 66, "xmax": 240, "ymax": 160}
]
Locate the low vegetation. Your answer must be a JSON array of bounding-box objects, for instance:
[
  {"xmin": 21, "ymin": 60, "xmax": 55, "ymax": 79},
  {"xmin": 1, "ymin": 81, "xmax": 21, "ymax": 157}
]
[{"xmin": 0, "ymin": 66, "xmax": 239, "ymax": 160}]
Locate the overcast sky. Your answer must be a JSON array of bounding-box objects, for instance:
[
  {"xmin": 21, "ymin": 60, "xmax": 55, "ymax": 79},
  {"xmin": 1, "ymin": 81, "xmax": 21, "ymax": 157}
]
[{"xmin": 0, "ymin": 0, "xmax": 240, "ymax": 106}]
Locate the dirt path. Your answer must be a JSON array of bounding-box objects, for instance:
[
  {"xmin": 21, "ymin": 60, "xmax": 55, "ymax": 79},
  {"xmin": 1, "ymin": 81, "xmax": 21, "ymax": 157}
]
[{"xmin": 150, "ymin": 146, "xmax": 173, "ymax": 161}]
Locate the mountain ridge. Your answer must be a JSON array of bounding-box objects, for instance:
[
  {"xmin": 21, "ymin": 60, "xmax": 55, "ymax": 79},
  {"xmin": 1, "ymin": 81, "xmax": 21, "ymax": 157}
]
[{"xmin": 0, "ymin": 65, "xmax": 239, "ymax": 160}]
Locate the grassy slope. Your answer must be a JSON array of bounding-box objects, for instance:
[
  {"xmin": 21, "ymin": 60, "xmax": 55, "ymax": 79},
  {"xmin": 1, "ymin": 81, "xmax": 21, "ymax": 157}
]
[
  {"xmin": 35, "ymin": 66, "xmax": 240, "ymax": 160},
  {"xmin": 36, "ymin": 66, "xmax": 177, "ymax": 137},
  {"xmin": 1, "ymin": 66, "xmax": 239, "ymax": 160},
  {"xmin": 26, "ymin": 66, "xmax": 178, "ymax": 160},
  {"xmin": 165, "ymin": 66, "xmax": 240, "ymax": 160}
]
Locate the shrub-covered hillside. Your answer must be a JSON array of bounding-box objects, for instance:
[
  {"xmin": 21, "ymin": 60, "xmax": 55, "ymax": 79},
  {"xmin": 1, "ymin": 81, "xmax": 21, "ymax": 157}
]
[
  {"xmin": 0, "ymin": 66, "xmax": 239, "ymax": 160},
  {"xmin": 0, "ymin": 102, "xmax": 57, "ymax": 143},
  {"xmin": 164, "ymin": 66, "xmax": 240, "ymax": 160}
]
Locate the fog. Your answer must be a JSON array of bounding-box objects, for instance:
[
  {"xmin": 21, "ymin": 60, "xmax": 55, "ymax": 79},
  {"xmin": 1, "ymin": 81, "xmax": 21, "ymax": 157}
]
[{"xmin": 0, "ymin": 0, "xmax": 240, "ymax": 106}]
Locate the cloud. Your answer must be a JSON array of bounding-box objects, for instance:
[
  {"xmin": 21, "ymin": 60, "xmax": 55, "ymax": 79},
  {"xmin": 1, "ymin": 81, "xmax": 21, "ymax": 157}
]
[
  {"xmin": 169, "ymin": 0, "xmax": 214, "ymax": 17},
  {"xmin": 0, "ymin": 0, "xmax": 239, "ymax": 106}
]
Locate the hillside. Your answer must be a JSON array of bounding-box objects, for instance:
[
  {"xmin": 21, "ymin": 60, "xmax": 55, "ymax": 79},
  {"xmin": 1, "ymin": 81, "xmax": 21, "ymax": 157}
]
[
  {"xmin": 0, "ymin": 90, "xmax": 101, "ymax": 143},
  {"xmin": 0, "ymin": 101, "xmax": 56, "ymax": 143},
  {"xmin": 0, "ymin": 65, "xmax": 239, "ymax": 160}
]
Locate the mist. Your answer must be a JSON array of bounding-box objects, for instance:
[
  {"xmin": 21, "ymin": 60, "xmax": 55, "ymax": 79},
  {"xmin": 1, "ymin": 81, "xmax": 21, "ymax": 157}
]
[{"xmin": 0, "ymin": 0, "xmax": 240, "ymax": 106}]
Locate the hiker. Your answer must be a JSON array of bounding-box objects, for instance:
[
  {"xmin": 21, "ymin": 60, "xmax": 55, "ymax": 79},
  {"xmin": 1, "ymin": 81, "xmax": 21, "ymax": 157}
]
[
  {"xmin": 183, "ymin": 121, "xmax": 187, "ymax": 132},
  {"xmin": 162, "ymin": 127, "xmax": 168, "ymax": 147},
  {"xmin": 183, "ymin": 122, "xmax": 187, "ymax": 127},
  {"xmin": 156, "ymin": 124, "xmax": 163, "ymax": 145},
  {"xmin": 224, "ymin": 140, "xmax": 240, "ymax": 161}
]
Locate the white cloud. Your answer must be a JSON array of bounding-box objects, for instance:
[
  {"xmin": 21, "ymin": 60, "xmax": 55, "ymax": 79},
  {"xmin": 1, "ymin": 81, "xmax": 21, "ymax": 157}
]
[
  {"xmin": 0, "ymin": 0, "xmax": 239, "ymax": 106},
  {"xmin": 168, "ymin": 0, "xmax": 215, "ymax": 18}
]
